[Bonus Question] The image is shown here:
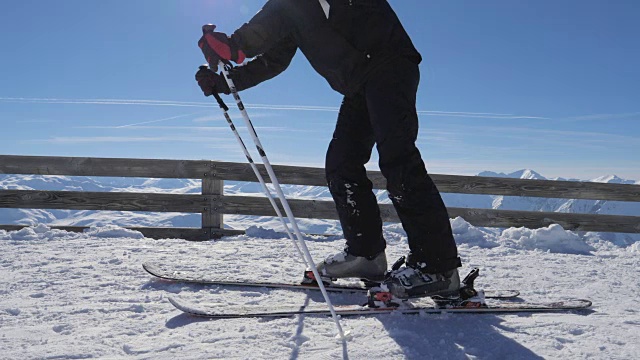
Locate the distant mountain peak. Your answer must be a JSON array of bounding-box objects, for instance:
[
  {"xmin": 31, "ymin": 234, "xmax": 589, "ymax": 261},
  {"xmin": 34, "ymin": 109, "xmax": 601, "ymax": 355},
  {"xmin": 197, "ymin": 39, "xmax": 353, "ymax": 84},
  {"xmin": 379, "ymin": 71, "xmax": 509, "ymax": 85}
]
[
  {"xmin": 511, "ymin": 169, "xmax": 545, "ymax": 180},
  {"xmin": 477, "ymin": 169, "xmax": 546, "ymax": 180},
  {"xmin": 476, "ymin": 171, "xmax": 508, "ymax": 178},
  {"xmin": 590, "ymin": 174, "xmax": 633, "ymax": 184},
  {"xmin": 475, "ymin": 170, "xmax": 638, "ymax": 184}
]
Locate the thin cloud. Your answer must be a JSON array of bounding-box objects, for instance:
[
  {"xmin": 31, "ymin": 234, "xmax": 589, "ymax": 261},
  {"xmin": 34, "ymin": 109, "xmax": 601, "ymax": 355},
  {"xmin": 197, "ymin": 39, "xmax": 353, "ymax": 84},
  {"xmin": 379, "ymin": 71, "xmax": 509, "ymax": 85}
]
[
  {"xmin": 192, "ymin": 112, "xmax": 272, "ymax": 123},
  {"xmin": 472, "ymin": 124, "xmax": 639, "ymax": 144},
  {"xmin": 16, "ymin": 119, "xmax": 57, "ymax": 124},
  {"xmin": 0, "ymin": 97, "xmax": 547, "ymax": 120},
  {"xmin": 420, "ymin": 112, "xmax": 549, "ymax": 120},
  {"xmin": 115, "ymin": 111, "xmax": 209, "ymax": 128},
  {"xmin": 77, "ymin": 125, "xmax": 232, "ymax": 131},
  {"xmin": 416, "ymin": 123, "xmax": 639, "ymax": 161},
  {"xmin": 193, "ymin": 115, "xmax": 225, "ymax": 123},
  {"xmin": 562, "ymin": 112, "xmax": 640, "ymax": 121},
  {"xmin": 25, "ymin": 135, "xmax": 235, "ymax": 144},
  {"xmin": 0, "ymin": 97, "xmax": 215, "ymax": 108},
  {"xmin": 243, "ymin": 104, "xmax": 339, "ymax": 112},
  {"xmin": 74, "ymin": 125, "xmax": 293, "ymax": 134},
  {"xmin": 430, "ymin": 122, "xmax": 639, "ymax": 144}
]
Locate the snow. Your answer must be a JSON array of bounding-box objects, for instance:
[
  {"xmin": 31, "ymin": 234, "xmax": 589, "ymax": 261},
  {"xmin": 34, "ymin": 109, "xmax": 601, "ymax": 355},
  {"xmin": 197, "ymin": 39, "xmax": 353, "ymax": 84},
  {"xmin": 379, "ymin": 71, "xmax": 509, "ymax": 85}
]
[
  {"xmin": 1, "ymin": 220, "xmax": 639, "ymax": 359},
  {"xmin": 500, "ymin": 224, "xmax": 595, "ymax": 255},
  {"xmin": 1, "ymin": 172, "xmax": 639, "ymax": 358}
]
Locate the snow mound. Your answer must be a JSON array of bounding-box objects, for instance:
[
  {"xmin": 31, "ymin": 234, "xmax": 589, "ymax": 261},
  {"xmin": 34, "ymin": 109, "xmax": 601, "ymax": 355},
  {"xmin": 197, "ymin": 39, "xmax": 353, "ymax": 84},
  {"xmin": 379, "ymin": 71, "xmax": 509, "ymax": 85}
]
[
  {"xmin": 0, "ymin": 224, "xmax": 81, "ymax": 241},
  {"xmin": 83, "ymin": 225, "xmax": 144, "ymax": 239},
  {"xmin": 244, "ymin": 225, "xmax": 289, "ymax": 239},
  {"xmin": 500, "ymin": 224, "xmax": 594, "ymax": 254},
  {"xmin": 0, "ymin": 224, "xmax": 144, "ymax": 241},
  {"xmin": 451, "ymin": 217, "xmax": 498, "ymax": 248}
]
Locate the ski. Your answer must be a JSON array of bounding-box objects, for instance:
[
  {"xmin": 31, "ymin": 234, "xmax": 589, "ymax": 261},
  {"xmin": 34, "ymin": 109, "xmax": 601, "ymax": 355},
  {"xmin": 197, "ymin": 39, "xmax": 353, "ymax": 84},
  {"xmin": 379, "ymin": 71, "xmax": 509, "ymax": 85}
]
[
  {"xmin": 143, "ymin": 263, "xmax": 519, "ymax": 299},
  {"xmin": 168, "ymin": 296, "xmax": 592, "ymax": 319}
]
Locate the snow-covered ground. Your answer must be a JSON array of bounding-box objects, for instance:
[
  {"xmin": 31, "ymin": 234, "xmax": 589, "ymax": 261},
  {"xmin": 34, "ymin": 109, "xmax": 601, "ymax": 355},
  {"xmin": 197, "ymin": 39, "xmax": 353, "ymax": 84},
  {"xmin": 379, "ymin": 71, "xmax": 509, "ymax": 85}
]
[{"xmin": 1, "ymin": 220, "xmax": 638, "ymax": 359}]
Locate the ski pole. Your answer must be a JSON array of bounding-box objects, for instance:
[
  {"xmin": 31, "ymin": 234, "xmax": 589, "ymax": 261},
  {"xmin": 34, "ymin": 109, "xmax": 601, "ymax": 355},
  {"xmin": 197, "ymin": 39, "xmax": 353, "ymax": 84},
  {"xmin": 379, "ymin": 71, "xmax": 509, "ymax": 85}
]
[
  {"xmin": 200, "ymin": 66, "xmax": 308, "ymax": 266},
  {"xmin": 216, "ymin": 61, "xmax": 348, "ymax": 340}
]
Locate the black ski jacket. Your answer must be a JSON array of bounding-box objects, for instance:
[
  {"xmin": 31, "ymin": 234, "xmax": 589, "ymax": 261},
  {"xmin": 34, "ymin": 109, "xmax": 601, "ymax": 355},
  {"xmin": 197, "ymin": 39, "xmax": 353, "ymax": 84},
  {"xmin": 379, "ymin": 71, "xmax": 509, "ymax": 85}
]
[{"xmin": 227, "ymin": 0, "xmax": 421, "ymax": 96}]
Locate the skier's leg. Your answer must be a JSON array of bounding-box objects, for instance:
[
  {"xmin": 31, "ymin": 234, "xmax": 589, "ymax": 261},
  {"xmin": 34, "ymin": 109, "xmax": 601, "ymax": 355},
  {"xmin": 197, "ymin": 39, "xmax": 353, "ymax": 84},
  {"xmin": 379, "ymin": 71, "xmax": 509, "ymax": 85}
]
[
  {"xmin": 315, "ymin": 93, "xmax": 387, "ymax": 281},
  {"xmin": 363, "ymin": 59, "xmax": 461, "ymax": 287},
  {"xmin": 325, "ymin": 94, "xmax": 386, "ymax": 257}
]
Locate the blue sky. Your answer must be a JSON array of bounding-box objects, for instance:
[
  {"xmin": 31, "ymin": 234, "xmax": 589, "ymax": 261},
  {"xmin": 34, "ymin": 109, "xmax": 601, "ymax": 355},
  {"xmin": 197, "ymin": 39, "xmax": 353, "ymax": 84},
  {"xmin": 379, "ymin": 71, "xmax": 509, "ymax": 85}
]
[{"xmin": 1, "ymin": 0, "xmax": 639, "ymax": 180}]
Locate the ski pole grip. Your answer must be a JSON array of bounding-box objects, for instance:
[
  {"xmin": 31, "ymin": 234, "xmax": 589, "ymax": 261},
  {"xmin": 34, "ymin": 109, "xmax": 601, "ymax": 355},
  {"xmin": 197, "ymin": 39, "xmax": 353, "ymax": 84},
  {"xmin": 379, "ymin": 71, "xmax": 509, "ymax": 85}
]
[
  {"xmin": 200, "ymin": 24, "xmax": 232, "ymax": 69},
  {"xmin": 202, "ymin": 24, "xmax": 216, "ymax": 35},
  {"xmin": 200, "ymin": 25, "xmax": 217, "ymax": 70},
  {"xmin": 199, "ymin": 65, "xmax": 229, "ymax": 111}
]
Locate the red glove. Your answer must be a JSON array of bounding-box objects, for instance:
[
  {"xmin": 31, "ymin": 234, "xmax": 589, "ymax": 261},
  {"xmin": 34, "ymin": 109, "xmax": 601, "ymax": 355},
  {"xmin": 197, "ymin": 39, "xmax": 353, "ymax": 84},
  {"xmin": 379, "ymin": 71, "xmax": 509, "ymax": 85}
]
[{"xmin": 198, "ymin": 25, "xmax": 246, "ymax": 66}]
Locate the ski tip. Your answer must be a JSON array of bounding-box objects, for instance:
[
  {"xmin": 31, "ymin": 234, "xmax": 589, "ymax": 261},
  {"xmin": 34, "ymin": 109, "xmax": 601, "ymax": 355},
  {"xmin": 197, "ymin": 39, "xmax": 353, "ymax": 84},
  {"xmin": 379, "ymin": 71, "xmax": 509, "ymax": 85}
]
[
  {"xmin": 167, "ymin": 296, "xmax": 188, "ymax": 309},
  {"xmin": 168, "ymin": 296, "xmax": 201, "ymax": 315},
  {"xmin": 573, "ymin": 299, "xmax": 593, "ymax": 308},
  {"xmin": 142, "ymin": 263, "xmax": 162, "ymax": 277},
  {"xmin": 545, "ymin": 298, "xmax": 592, "ymax": 310},
  {"xmin": 168, "ymin": 296, "xmax": 227, "ymax": 317},
  {"xmin": 142, "ymin": 263, "xmax": 168, "ymax": 278}
]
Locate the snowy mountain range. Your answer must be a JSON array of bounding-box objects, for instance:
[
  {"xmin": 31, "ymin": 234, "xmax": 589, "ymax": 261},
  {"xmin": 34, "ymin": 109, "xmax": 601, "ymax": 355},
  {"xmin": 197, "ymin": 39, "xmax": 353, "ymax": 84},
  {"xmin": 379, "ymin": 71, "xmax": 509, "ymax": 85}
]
[
  {"xmin": 1, "ymin": 169, "xmax": 638, "ymax": 236},
  {"xmin": 443, "ymin": 170, "xmax": 640, "ymax": 217}
]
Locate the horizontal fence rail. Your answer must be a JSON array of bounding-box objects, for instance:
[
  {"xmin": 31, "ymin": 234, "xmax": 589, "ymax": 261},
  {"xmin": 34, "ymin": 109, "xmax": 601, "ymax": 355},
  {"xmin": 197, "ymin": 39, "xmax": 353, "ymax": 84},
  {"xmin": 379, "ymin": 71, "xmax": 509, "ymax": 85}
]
[
  {"xmin": 1, "ymin": 155, "xmax": 639, "ymax": 239},
  {"xmin": 0, "ymin": 190, "xmax": 206, "ymax": 213},
  {"xmin": 0, "ymin": 155, "xmax": 212, "ymax": 179},
  {"xmin": 3, "ymin": 155, "xmax": 640, "ymax": 202}
]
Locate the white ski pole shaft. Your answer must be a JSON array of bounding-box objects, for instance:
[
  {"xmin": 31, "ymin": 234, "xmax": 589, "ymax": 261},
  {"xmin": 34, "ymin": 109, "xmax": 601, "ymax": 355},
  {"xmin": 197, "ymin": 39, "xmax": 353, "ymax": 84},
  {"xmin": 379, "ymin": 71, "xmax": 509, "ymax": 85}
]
[
  {"xmin": 202, "ymin": 67, "xmax": 307, "ymax": 265},
  {"xmin": 219, "ymin": 61, "xmax": 347, "ymax": 339}
]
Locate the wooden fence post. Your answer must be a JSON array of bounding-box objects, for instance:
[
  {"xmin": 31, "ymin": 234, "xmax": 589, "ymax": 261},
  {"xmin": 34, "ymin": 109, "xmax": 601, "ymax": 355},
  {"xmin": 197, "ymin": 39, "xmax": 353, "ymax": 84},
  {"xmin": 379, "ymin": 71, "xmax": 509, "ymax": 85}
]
[{"xmin": 202, "ymin": 163, "xmax": 224, "ymax": 239}]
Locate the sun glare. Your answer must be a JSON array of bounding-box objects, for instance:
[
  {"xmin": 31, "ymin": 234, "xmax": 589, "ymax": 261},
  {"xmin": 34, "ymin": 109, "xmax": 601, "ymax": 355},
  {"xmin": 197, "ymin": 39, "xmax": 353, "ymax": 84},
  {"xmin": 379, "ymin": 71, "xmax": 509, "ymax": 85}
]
[{"xmin": 182, "ymin": 0, "xmax": 256, "ymax": 28}]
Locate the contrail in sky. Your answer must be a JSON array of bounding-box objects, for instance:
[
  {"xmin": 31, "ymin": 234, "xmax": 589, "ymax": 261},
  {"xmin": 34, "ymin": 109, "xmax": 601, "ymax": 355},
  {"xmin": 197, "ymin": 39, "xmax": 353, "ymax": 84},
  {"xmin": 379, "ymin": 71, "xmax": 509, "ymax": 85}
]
[
  {"xmin": 0, "ymin": 97, "xmax": 548, "ymax": 119},
  {"xmin": 115, "ymin": 112, "xmax": 209, "ymax": 128}
]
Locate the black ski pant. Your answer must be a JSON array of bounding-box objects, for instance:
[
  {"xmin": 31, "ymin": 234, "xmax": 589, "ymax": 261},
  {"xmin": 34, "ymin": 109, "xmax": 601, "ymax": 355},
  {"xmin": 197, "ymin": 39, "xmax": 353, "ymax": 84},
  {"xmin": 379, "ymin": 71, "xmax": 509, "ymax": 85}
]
[{"xmin": 325, "ymin": 59, "xmax": 461, "ymax": 274}]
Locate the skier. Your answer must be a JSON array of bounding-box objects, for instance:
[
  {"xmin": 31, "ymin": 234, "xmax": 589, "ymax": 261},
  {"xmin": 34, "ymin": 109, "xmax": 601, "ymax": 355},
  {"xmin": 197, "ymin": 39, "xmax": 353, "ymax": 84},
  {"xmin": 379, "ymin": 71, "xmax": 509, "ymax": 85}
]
[{"xmin": 195, "ymin": 0, "xmax": 462, "ymax": 299}]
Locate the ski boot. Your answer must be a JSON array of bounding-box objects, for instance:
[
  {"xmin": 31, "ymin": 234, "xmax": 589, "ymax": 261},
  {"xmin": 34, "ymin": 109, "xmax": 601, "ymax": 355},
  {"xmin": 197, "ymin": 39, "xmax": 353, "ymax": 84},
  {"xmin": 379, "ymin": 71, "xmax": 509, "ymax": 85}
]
[
  {"xmin": 301, "ymin": 249, "xmax": 387, "ymax": 287},
  {"xmin": 382, "ymin": 256, "xmax": 461, "ymax": 299},
  {"xmin": 367, "ymin": 256, "xmax": 486, "ymax": 309}
]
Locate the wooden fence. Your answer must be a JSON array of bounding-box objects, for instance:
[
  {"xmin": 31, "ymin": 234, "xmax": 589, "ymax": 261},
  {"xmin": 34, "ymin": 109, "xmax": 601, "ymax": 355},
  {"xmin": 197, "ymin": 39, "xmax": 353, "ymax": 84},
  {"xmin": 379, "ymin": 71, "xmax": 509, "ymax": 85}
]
[{"xmin": 0, "ymin": 155, "xmax": 639, "ymax": 240}]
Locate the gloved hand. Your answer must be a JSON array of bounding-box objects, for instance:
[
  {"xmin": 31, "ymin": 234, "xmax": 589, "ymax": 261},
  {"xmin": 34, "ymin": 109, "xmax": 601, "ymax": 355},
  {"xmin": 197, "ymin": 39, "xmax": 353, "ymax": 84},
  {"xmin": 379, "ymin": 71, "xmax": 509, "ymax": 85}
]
[
  {"xmin": 195, "ymin": 66, "xmax": 230, "ymax": 96},
  {"xmin": 198, "ymin": 24, "xmax": 246, "ymax": 67}
]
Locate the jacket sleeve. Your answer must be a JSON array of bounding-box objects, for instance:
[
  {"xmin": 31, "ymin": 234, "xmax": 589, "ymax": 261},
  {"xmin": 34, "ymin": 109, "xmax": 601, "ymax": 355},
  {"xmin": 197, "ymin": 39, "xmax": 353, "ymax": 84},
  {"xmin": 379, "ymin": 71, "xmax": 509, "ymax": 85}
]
[
  {"xmin": 225, "ymin": 35, "xmax": 297, "ymax": 92},
  {"xmin": 231, "ymin": 0, "xmax": 292, "ymax": 58}
]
